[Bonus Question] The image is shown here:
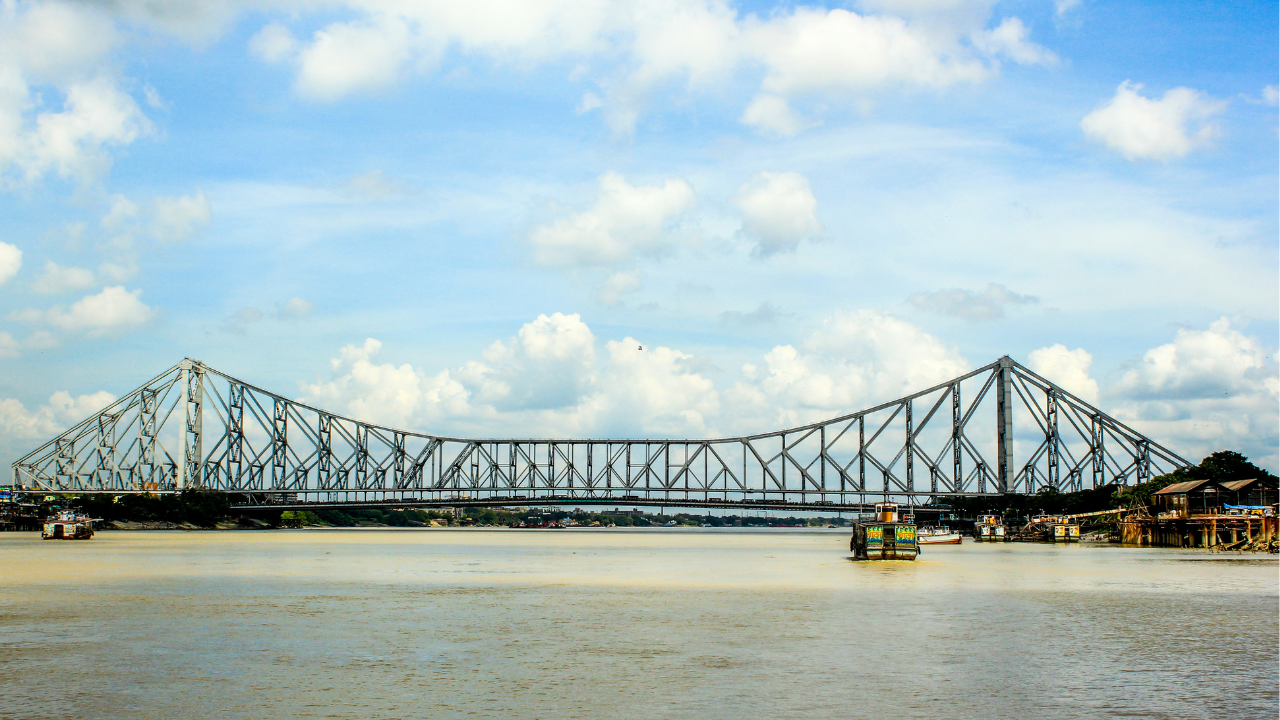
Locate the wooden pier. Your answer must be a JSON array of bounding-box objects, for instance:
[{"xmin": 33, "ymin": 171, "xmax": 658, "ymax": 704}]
[{"xmin": 1119, "ymin": 515, "xmax": 1278, "ymax": 551}]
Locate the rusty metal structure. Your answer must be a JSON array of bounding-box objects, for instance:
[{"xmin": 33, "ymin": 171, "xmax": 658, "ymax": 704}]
[{"xmin": 7, "ymin": 356, "xmax": 1189, "ymax": 510}]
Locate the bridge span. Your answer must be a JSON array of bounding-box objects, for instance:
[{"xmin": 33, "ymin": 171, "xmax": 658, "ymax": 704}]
[{"xmin": 9, "ymin": 356, "xmax": 1189, "ymax": 510}]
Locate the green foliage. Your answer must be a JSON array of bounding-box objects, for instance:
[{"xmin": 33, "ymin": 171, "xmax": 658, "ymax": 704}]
[
  {"xmin": 73, "ymin": 489, "xmax": 231, "ymax": 527},
  {"xmin": 279, "ymin": 510, "xmax": 322, "ymax": 527}
]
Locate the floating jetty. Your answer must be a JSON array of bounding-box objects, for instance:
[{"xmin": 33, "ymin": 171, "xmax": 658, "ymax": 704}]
[{"xmin": 850, "ymin": 503, "xmax": 918, "ymax": 560}]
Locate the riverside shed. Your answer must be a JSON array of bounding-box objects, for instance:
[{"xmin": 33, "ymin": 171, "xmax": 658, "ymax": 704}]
[
  {"xmin": 1221, "ymin": 478, "xmax": 1278, "ymax": 508},
  {"xmin": 1153, "ymin": 479, "xmax": 1230, "ymax": 518}
]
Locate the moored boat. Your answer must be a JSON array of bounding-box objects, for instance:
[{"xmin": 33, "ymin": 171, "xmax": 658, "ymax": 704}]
[
  {"xmin": 850, "ymin": 503, "xmax": 918, "ymax": 560},
  {"xmin": 917, "ymin": 526, "xmax": 962, "ymax": 544},
  {"xmin": 42, "ymin": 510, "xmax": 94, "ymax": 540},
  {"xmin": 973, "ymin": 514, "xmax": 1007, "ymax": 542}
]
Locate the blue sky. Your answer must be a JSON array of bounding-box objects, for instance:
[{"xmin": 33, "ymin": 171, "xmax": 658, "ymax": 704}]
[{"xmin": 0, "ymin": 0, "xmax": 1276, "ymax": 471}]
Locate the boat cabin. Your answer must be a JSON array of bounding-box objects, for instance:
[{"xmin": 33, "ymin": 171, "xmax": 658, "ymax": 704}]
[{"xmin": 851, "ymin": 502, "xmax": 918, "ymax": 560}]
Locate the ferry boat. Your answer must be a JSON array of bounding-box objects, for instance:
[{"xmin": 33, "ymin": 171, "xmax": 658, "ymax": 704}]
[
  {"xmin": 917, "ymin": 526, "xmax": 962, "ymax": 544},
  {"xmin": 850, "ymin": 503, "xmax": 918, "ymax": 560},
  {"xmin": 42, "ymin": 510, "xmax": 94, "ymax": 540},
  {"xmin": 974, "ymin": 514, "xmax": 1007, "ymax": 542}
]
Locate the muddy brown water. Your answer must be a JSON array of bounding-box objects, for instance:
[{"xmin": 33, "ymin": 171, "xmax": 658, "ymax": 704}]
[{"xmin": 1, "ymin": 529, "xmax": 1275, "ymax": 719}]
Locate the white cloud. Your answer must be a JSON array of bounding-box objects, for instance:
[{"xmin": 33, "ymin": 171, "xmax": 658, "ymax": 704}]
[
  {"xmin": 295, "ymin": 16, "xmax": 415, "ymax": 101},
  {"xmin": 907, "ymin": 283, "xmax": 1037, "ymax": 322},
  {"xmin": 1054, "ymin": 0, "xmax": 1082, "ymax": 17},
  {"xmin": 238, "ymin": 1, "xmax": 1044, "ymax": 135},
  {"xmin": 32, "ymin": 261, "xmax": 95, "ymax": 294},
  {"xmin": 1081, "ymin": 81, "xmax": 1228, "ymax": 161},
  {"xmin": 734, "ymin": 171, "xmax": 821, "ymax": 256},
  {"xmin": 972, "ymin": 18, "xmax": 1057, "ymax": 66},
  {"xmin": 0, "ymin": 329, "xmax": 59, "ymax": 359},
  {"xmin": 744, "ymin": 7, "xmax": 989, "ymax": 98},
  {"xmin": 0, "ymin": 241, "xmax": 21, "ymax": 285},
  {"xmin": 302, "ymin": 338, "xmax": 471, "ymax": 429},
  {"xmin": 102, "ymin": 193, "xmax": 140, "ymax": 229},
  {"xmin": 5, "ymin": 74, "xmax": 152, "ymax": 185},
  {"xmin": 597, "ymin": 270, "xmax": 641, "ymax": 305},
  {"xmin": 12, "ymin": 286, "xmax": 155, "ymax": 336},
  {"xmin": 458, "ymin": 312, "xmax": 598, "ymax": 411},
  {"xmin": 1027, "ymin": 344, "xmax": 1099, "ymax": 403},
  {"xmin": 528, "ymin": 172, "xmax": 696, "ymax": 266},
  {"xmin": 1109, "ymin": 318, "xmax": 1278, "ymax": 471},
  {"xmin": 0, "ymin": 331, "xmax": 18, "ymax": 359},
  {"xmin": 0, "ymin": 390, "xmax": 116, "ymax": 441},
  {"xmin": 281, "ymin": 297, "xmax": 316, "ymax": 318},
  {"xmin": 1262, "ymin": 85, "xmax": 1279, "ymax": 106},
  {"xmin": 725, "ymin": 309, "xmax": 970, "ymax": 430},
  {"xmin": 739, "ymin": 93, "xmax": 813, "ymax": 137},
  {"xmin": 151, "ymin": 191, "xmax": 212, "ymax": 242},
  {"xmin": 249, "ymin": 22, "xmax": 298, "ymax": 63}
]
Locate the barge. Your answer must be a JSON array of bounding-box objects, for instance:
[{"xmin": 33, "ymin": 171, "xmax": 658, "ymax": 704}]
[{"xmin": 850, "ymin": 503, "xmax": 918, "ymax": 560}]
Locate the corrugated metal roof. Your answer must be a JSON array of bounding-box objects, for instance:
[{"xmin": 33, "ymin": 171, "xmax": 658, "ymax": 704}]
[
  {"xmin": 1221, "ymin": 477, "xmax": 1277, "ymax": 491},
  {"xmin": 1154, "ymin": 479, "xmax": 1220, "ymax": 495}
]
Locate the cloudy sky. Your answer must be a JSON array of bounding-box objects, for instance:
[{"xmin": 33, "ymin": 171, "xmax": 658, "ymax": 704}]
[{"xmin": 0, "ymin": 0, "xmax": 1276, "ymax": 472}]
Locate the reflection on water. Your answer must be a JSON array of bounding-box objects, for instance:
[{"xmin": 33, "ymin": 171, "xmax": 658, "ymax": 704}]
[{"xmin": 1, "ymin": 529, "xmax": 1275, "ymax": 719}]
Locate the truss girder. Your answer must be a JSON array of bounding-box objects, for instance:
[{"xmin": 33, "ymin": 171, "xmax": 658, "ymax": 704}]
[{"xmin": 9, "ymin": 357, "xmax": 1191, "ymax": 504}]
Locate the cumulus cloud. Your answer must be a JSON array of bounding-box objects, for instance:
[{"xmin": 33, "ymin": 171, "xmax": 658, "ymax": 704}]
[
  {"xmin": 725, "ymin": 309, "xmax": 970, "ymax": 429},
  {"xmin": 1109, "ymin": 318, "xmax": 1278, "ymax": 470},
  {"xmin": 236, "ymin": 1, "xmax": 1046, "ymax": 135},
  {"xmin": 299, "ymin": 310, "xmax": 981, "ymax": 439},
  {"xmin": 1027, "ymin": 344, "xmax": 1099, "ymax": 403},
  {"xmin": 0, "ymin": 241, "xmax": 20, "ymax": 285},
  {"xmin": 32, "ymin": 261, "xmax": 95, "ymax": 294},
  {"xmin": 458, "ymin": 312, "xmax": 598, "ymax": 412},
  {"xmin": 528, "ymin": 172, "xmax": 696, "ymax": 267},
  {"xmin": 0, "ymin": 3, "xmax": 155, "ymax": 186},
  {"xmin": 12, "ymin": 286, "xmax": 154, "ymax": 336},
  {"xmin": 1081, "ymin": 81, "xmax": 1228, "ymax": 161},
  {"xmin": 734, "ymin": 171, "xmax": 821, "ymax": 256},
  {"xmin": 150, "ymin": 191, "xmax": 212, "ymax": 242},
  {"xmin": 907, "ymin": 283, "xmax": 1037, "ymax": 322},
  {"xmin": 296, "ymin": 16, "xmax": 415, "ymax": 101},
  {"xmin": 0, "ymin": 390, "xmax": 116, "ymax": 441}
]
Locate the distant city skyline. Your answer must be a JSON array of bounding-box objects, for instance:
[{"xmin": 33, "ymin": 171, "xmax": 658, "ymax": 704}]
[{"xmin": 0, "ymin": 0, "xmax": 1276, "ymax": 471}]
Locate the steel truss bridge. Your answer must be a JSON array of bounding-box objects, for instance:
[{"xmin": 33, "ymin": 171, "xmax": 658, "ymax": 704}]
[{"xmin": 9, "ymin": 357, "xmax": 1189, "ymax": 512}]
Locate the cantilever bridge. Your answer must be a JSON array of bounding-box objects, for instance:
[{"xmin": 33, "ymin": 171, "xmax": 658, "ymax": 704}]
[{"xmin": 8, "ymin": 357, "xmax": 1188, "ymax": 512}]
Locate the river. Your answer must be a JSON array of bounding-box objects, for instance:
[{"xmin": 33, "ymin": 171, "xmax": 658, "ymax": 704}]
[{"xmin": 1, "ymin": 528, "xmax": 1275, "ymax": 719}]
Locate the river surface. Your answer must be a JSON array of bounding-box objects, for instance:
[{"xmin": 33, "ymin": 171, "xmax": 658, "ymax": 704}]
[{"xmin": 1, "ymin": 528, "xmax": 1275, "ymax": 719}]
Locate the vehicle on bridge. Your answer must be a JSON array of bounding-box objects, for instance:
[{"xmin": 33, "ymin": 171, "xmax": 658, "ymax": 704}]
[{"xmin": 850, "ymin": 503, "xmax": 918, "ymax": 560}]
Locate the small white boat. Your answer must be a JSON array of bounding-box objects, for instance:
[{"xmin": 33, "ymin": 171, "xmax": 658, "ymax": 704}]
[{"xmin": 917, "ymin": 526, "xmax": 961, "ymax": 545}]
